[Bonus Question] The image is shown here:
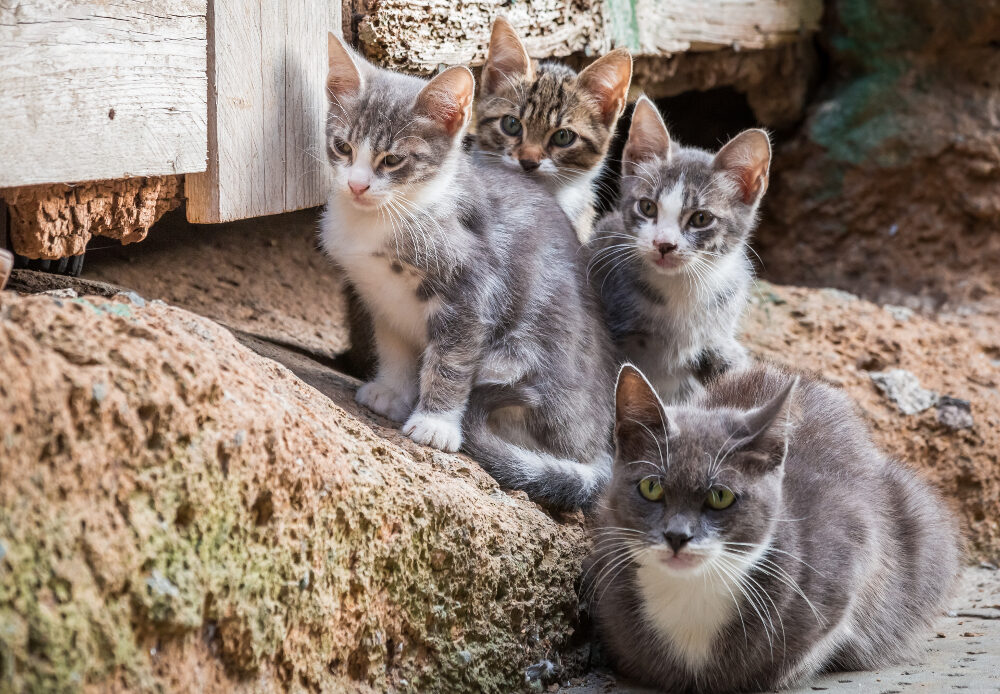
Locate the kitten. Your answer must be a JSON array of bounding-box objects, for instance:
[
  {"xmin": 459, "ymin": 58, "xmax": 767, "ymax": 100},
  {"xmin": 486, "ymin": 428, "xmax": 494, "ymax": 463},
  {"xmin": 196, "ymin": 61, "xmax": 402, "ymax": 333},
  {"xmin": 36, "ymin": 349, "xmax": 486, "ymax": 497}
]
[
  {"xmin": 319, "ymin": 35, "xmax": 615, "ymax": 508},
  {"xmin": 588, "ymin": 363, "xmax": 960, "ymax": 693},
  {"xmin": 590, "ymin": 96, "xmax": 770, "ymax": 403},
  {"xmin": 474, "ymin": 17, "xmax": 632, "ymax": 240}
]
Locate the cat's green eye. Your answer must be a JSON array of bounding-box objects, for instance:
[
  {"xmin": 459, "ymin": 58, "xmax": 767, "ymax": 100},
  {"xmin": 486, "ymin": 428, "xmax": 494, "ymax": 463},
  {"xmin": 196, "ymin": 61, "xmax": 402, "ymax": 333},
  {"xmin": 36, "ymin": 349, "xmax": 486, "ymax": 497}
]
[
  {"xmin": 688, "ymin": 210, "xmax": 714, "ymax": 229},
  {"xmin": 333, "ymin": 139, "xmax": 353, "ymax": 156},
  {"xmin": 637, "ymin": 198, "xmax": 658, "ymax": 218},
  {"xmin": 550, "ymin": 129, "xmax": 577, "ymax": 147},
  {"xmin": 638, "ymin": 477, "xmax": 665, "ymax": 502},
  {"xmin": 500, "ymin": 115, "xmax": 523, "ymax": 136},
  {"xmin": 706, "ymin": 487, "xmax": 736, "ymax": 510},
  {"xmin": 383, "ymin": 153, "xmax": 405, "ymax": 167}
]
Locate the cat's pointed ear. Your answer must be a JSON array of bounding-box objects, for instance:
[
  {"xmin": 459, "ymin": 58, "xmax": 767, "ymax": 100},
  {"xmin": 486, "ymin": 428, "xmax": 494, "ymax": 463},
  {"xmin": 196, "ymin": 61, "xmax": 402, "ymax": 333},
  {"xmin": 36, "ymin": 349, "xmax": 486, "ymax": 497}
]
[
  {"xmin": 415, "ymin": 66, "xmax": 476, "ymax": 136},
  {"xmin": 615, "ymin": 364, "xmax": 673, "ymax": 462},
  {"xmin": 733, "ymin": 376, "xmax": 798, "ymax": 469},
  {"xmin": 714, "ymin": 129, "xmax": 771, "ymax": 205},
  {"xmin": 327, "ymin": 32, "xmax": 363, "ymax": 101},
  {"xmin": 622, "ymin": 95, "xmax": 671, "ymax": 175},
  {"xmin": 578, "ymin": 48, "xmax": 633, "ymax": 127},
  {"xmin": 482, "ymin": 16, "xmax": 534, "ymax": 95}
]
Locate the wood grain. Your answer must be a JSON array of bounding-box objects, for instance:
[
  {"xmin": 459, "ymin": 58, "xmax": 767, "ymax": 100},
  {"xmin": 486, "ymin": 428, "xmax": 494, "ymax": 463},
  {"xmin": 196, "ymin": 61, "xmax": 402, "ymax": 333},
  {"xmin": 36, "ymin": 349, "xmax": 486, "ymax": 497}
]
[
  {"xmin": 0, "ymin": 0, "xmax": 207, "ymax": 188},
  {"xmin": 185, "ymin": 0, "xmax": 338, "ymax": 223}
]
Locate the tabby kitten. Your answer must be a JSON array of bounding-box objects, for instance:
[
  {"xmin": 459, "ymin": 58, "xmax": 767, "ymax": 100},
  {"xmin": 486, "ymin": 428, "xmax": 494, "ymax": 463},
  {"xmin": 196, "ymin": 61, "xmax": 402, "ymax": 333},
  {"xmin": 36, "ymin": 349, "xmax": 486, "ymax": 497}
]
[
  {"xmin": 474, "ymin": 17, "xmax": 632, "ymax": 240},
  {"xmin": 590, "ymin": 96, "xmax": 770, "ymax": 403},
  {"xmin": 589, "ymin": 363, "xmax": 960, "ymax": 693},
  {"xmin": 319, "ymin": 35, "xmax": 615, "ymax": 508}
]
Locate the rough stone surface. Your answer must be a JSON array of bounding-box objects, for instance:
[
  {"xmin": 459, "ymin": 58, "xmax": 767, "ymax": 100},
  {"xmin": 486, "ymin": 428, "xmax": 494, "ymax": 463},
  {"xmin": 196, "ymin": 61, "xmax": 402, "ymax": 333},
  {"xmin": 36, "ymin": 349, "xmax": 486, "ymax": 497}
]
[
  {"xmin": 0, "ymin": 291, "xmax": 588, "ymax": 693},
  {"xmin": 869, "ymin": 368, "xmax": 939, "ymax": 415},
  {"xmin": 744, "ymin": 282, "xmax": 1000, "ymax": 560},
  {"xmin": 757, "ymin": 0, "xmax": 1000, "ymax": 308},
  {"xmin": 2, "ymin": 176, "xmax": 184, "ymax": 260}
]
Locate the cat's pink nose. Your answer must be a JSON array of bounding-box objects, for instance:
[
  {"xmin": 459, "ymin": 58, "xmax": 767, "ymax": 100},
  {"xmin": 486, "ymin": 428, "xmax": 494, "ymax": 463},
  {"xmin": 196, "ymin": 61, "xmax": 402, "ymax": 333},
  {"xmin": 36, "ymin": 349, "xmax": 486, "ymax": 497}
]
[
  {"xmin": 349, "ymin": 181, "xmax": 370, "ymax": 196},
  {"xmin": 656, "ymin": 242, "xmax": 677, "ymax": 256}
]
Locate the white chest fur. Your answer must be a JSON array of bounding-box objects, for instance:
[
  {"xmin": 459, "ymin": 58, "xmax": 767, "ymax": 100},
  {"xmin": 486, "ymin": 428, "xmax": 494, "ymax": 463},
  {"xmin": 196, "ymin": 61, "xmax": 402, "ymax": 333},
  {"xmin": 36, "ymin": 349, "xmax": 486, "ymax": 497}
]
[
  {"xmin": 319, "ymin": 201, "xmax": 437, "ymax": 351},
  {"xmin": 635, "ymin": 557, "xmax": 740, "ymax": 670}
]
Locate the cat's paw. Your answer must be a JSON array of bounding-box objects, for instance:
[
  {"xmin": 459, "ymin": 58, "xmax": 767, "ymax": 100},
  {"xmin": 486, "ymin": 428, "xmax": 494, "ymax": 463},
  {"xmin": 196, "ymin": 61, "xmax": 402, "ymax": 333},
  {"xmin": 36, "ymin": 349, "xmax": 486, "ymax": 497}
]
[
  {"xmin": 402, "ymin": 411, "xmax": 463, "ymax": 453},
  {"xmin": 356, "ymin": 381, "xmax": 414, "ymax": 422}
]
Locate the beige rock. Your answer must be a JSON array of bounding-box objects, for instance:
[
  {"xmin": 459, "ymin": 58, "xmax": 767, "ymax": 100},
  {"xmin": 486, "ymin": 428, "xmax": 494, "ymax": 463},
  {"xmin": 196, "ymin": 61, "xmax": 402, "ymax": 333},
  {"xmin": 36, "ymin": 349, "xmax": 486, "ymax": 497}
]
[{"xmin": 0, "ymin": 291, "xmax": 586, "ymax": 693}]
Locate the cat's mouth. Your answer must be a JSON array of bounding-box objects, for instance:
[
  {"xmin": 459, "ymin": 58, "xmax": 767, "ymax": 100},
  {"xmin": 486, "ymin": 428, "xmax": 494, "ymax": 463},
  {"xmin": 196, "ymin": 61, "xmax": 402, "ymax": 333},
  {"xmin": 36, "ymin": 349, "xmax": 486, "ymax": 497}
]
[
  {"xmin": 651, "ymin": 546, "xmax": 707, "ymax": 571},
  {"xmin": 648, "ymin": 251, "xmax": 686, "ymax": 272}
]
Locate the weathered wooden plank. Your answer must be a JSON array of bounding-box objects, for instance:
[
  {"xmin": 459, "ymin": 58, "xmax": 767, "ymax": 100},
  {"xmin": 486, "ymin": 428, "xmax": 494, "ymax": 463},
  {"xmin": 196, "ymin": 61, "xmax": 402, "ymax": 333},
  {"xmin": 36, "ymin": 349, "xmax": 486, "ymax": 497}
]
[
  {"xmin": 185, "ymin": 0, "xmax": 337, "ymax": 224},
  {"xmin": 356, "ymin": 0, "xmax": 821, "ymax": 74},
  {"xmin": 0, "ymin": 1, "xmax": 207, "ymax": 188},
  {"xmin": 619, "ymin": 0, "xmax": 823, "ymax": 55}
]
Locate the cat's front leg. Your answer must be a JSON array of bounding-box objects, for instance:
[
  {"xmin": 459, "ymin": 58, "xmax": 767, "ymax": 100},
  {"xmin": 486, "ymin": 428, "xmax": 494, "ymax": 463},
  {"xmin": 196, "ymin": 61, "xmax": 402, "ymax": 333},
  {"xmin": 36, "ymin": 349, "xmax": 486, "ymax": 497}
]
[
  {"xmin": 356, "ymin": 318, "xmax": 418, "ymax": 422},
  {"xmin": 402, "ymin": 311, "xmax": 483, "ymax": 453}
]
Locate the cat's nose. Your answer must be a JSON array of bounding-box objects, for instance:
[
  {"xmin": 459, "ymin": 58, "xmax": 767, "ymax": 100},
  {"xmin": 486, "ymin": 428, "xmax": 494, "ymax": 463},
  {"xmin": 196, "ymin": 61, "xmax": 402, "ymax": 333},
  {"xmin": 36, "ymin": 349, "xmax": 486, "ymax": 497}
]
[
  {"xmin": 349, "ymin": 181, "xmax": 370, "ymax": 196},
  {"xmin": 656, "ymin": 242, "xmax": 678, "ymax": 256},
  {"xmin": 663, "ymin": 530, "xmax": 693, "ymax": 553},
  {"xmin": 519, "ymin": 158, "xmax": 540, "ymax": 172}
]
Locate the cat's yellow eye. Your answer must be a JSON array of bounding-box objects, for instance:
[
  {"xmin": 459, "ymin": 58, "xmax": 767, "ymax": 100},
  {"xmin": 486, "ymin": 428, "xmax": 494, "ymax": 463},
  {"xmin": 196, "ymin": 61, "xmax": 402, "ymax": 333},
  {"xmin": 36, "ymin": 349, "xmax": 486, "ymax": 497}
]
[
  {"xmin": 638, "ymin": 477, "xmax": 665, "ymax": 502},
  {"xmin": 334, "ymin": 139, "xmax": 353, "ymax": 156},
  {"xmin": 551, "ymin": 129, "xmax": 577, "ymax": 147},
  {"xmin": 383, "ymin": 153, "xmax": 405, "ymax": 167},
  {"xmin": 688, "ymin": 210, "xmax": 714, "ymax": 228},
  {"xmin": 501, "ymin": 115, "xmax": 523, "ymax": 136},
  {"xmin": 706, "ymin": 487, "xmax": 736, "ymax": 510},
  {"xmin": 637, "ymin": 198, "xmax": 657, "ymax": 218}
]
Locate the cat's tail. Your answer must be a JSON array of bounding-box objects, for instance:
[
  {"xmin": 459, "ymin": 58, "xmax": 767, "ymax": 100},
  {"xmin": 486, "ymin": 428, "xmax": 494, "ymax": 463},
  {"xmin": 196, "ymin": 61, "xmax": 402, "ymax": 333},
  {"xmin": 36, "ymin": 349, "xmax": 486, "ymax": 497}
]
[{"xmin": 462, "ymin": 384, "xmax": 612, "ymax": 510}]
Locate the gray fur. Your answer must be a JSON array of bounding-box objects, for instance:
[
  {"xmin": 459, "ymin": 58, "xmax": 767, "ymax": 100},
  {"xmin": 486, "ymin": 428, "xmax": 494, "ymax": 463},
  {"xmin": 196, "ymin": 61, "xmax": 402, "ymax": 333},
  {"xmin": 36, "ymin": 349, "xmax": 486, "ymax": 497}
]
[
  {"xmin": 588, "ymin": 363, "xmax": 961, "ymax": 692},
  {"xmin": 320, "ymin": 37, "xmax": 615, "ymax": 509},
  {"xmin": 590, "ymin": 97, "xmax": 766, "ymax": 403}
]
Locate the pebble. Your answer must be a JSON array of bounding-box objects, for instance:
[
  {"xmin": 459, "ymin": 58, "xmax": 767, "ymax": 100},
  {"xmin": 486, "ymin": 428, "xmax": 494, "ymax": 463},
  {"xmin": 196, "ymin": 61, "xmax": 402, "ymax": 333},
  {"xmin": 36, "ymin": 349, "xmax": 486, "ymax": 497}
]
[
  {"xmin": 870, "ymin": 369, "xmax": 938, "ymax": 415},
  {"xmin": 937, "ymin": 396, "xmax": 974, "ymax": 430}
]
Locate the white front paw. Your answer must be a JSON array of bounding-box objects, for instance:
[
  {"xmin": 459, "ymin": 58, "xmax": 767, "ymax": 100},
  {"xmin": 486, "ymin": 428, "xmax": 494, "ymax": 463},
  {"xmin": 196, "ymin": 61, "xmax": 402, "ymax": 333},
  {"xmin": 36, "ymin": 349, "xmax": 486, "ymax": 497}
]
[
  {"xmin": 356, "ymin": 381, "xmax": 415, "ymax": 422},
  {"xmin": 402, "ymin": 411, "xmax": 463, "ymax": 453}
]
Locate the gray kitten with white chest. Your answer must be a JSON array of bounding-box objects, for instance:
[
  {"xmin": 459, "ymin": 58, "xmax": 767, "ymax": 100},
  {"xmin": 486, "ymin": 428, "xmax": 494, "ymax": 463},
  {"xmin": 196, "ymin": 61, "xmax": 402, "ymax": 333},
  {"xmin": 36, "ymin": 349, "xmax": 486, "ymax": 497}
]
[
  {"xmin": 588, "ymin": 363, "xmax": 960, "ymax": 693},
  {"xmin": 319, "ymin": 35, "xmax": 615, "ymax": 508},
  {"xmin": 591, "ymin": 96, "xmax": 769, "ymax": 403}
]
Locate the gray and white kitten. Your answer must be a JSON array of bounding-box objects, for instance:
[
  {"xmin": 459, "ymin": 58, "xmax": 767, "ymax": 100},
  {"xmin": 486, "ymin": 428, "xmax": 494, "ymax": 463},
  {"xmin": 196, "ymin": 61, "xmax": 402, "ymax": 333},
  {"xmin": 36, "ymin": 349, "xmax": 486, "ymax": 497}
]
[
  {"xmin": 590, "ymin": 96, "xmax": 770, "ymax": 403},
  {"xmin": 588, "ymin": 363, "xmax": 960, "ymax": 693},
  {"xmin": 474, "ymin": 17, "xmax": 632, "ymax": 241},
  {"xmin": 319, "ymin": 35, "xmax": 615, "ymax": 508}
]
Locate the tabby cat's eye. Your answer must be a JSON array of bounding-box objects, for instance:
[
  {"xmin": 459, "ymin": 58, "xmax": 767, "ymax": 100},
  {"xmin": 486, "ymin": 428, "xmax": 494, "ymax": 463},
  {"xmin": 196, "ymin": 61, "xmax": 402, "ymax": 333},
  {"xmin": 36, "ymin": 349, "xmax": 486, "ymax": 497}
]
[
  {"xmin": 638, "ymin": 477, "xmax": 665, "ymax": 502},
  {"xmin": 550, "ymin": 129, "xmax": 576, "ymax": 147},
  {"xmin": 706, "ymin": 487, "xmax": 736, "ymax": 510},
  {"xmin": 333, "ymin": 139, "xmax": 353, "ymax": 156},
  {"xmin": 688, "ymin": 210, "xmax": 714, "ymax": 228},
  {"xmin": 637, "ymin": 198, "xmax": 658, "ymax": 218},
  {"xmin": 383, "ymin": 153, "xmax": 404, "ymax": 167},
  {"xmin": 501, "ymin": 115, "xmax": 523, "ymax": 136}
]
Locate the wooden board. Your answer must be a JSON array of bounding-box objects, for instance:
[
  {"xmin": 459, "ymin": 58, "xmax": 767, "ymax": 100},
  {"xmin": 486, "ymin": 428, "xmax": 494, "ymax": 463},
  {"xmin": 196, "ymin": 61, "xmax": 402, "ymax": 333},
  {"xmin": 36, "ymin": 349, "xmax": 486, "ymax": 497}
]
[
  {"xmin": 0, "ymin": 1, "xmax": 207, "ymax": 188},
  {"xmin": 185, "ymin": 0, "xmax": 339, "ymax": 224},
  {"xmin": 357, "ymin": 0, "xmax": 821, "ymax": 74},
  {"xmin": 615, "ymin": 0, "xmax": 823, "ymax": 55}
]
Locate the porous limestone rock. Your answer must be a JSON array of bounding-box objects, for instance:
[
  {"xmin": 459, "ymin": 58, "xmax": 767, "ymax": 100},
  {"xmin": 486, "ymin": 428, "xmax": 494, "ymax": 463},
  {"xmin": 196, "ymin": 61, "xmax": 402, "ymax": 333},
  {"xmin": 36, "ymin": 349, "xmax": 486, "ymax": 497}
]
[
  {"xmin": 0, "ymin": 291, "xmax": 587, "ymax": 693},
  {"xmin": 2, "ymin": 176, "xmax": 183, "ymax": 260}
]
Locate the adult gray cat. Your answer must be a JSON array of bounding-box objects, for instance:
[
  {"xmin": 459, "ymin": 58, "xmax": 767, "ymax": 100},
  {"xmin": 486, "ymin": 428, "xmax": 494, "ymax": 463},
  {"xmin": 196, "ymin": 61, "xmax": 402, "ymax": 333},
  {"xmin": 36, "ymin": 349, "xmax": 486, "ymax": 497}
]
[
  {"xmin": 319, "ymin": 34, "xmax": 615, "ymax": 508},
  {"xmin": 590, "ymin": 96, "xmax": 769, "ymax": 403},
  {"xmin": 588, "ymin": 363, "xmax": 960, "ymax": 692}
]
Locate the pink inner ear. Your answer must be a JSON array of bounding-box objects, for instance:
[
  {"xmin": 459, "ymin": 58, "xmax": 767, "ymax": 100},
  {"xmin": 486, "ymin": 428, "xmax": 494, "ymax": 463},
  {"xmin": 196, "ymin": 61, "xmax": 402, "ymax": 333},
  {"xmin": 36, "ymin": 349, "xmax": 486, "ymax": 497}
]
[{"xmin": 733, "ymin": 164, "xmax": 767, "ymax": 204}]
